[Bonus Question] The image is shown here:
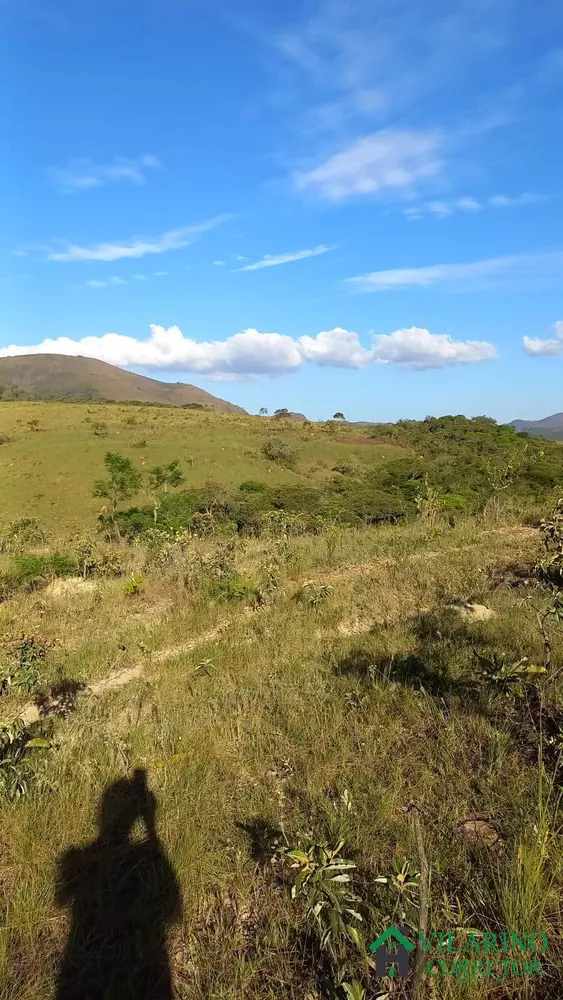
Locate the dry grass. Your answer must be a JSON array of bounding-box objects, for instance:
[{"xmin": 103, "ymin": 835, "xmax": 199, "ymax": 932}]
[{"xmin": 1, "ymin": 515, "xmax": 561, "ymax": 999}]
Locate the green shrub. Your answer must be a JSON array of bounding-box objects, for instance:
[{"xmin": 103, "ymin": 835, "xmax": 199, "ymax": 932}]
[
  {"xmin": 239, "ymin": 480, "xmax": 269, "ymax": 494},
  {"xmin": 208, "ymin": 572, "xmax": 260, "ymax": 603},
  {"xmin": 1, "ymin": 552, "xmax": 78, "ymax": 594},
  {"xmin": 0, "ymin": 517, "xmax": 46, "ymax": 554},
  {"xmin": 261, "ymin": 439, "xmax": 298, "ymax": 468},
  {"xmin": 123, "ymin": 573, "xmax": 144, "ymax": 596}
]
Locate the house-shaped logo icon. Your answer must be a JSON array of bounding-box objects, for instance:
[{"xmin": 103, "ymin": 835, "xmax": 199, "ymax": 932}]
[{"xmin": 369, "ymin": 924, "xmax": 415, "ymax": 978}]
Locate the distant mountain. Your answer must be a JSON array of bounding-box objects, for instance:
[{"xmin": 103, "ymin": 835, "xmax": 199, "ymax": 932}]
[
  {"xmin": 0, "ymin": 354, "xmax": 246, "ymax": 413},
  {"xmin": 511, "ymin": 413, "xmax": 563, "ymax": 440}
]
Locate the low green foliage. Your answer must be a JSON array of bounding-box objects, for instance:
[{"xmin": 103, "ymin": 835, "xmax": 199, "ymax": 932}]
[
  {"xmin": 0, "ymin": 718, "xmax": 50, "ymax": 802},
  {"xmin": 207, "ymin": 572, "xmax": 260, "ymax": 603},
  {"xmin": 296, "ymin": 581, "xmax": 333, "ymax": 608},
  {"xmin": 122, "ymin": 573, "xmax": 144, "ymax": 596},
  {"xmin": 279, "ymin": 839, "xmax": 364, "ymax": 958},
  {"xmin": 476, "ymin": 653, "xmax": 547, "ymax": 699},
  {"xmin": 0, "ymin": 552, "xmax": 77, "ymax": 597},
  {"xmin": 261, "ymin": 439, "xmax": 298, "ymax": 469},
  {"xmin": 0, "ymin": 517, "xmax": 46, "ymax": 554},
  {"xmin": 0, "ymin": 636, "xmax": 48, "ymax": 695}
]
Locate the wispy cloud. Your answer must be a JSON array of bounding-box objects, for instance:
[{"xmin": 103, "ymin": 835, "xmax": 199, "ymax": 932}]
[
  {"xmin": 133, "ymin": 274, "xmax": 149, "ymax": 282},
  {"xmin": 46, "ymin": 214, "xmax": 232, "ymax": 263},
  {"xmin": 404, "ymin": 192, "xmax": 545, "ymax": 219},
  {"xmin": 49, "ymin": 155, "xmax": 162, "ymax": 193},
  {"xmin": 234, "ymin": 244, "xmax": 336, "ymax": 271},
  {"xmin": 347, "ymin": 251, "xmax": 563, "ymax": 292},
  {"xmin": 86, "ymin": 276, "xmax": 127, "ymax": 288},
  {"xmin": 523, "ymin": 321, "xmax": 563, "ymax": 357},
  {"xmin": 294, "ymin": 129, "xmax": 444, "ymax": 202},
  {"xmin": 0, "ymin": 323, "xmax": 497, "ymax": 376}
]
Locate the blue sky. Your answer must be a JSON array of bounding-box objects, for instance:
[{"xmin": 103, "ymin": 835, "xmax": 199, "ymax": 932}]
[{"xmin": 2, "ymin": 0, "xmax": 563, "ymax": 421}]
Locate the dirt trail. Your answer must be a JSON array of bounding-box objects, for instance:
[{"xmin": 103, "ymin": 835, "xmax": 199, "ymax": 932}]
[
  {"xmin": 319, "ymin": 525, "xmax": 536, "ymax": 584},
  {"xmin": 6, "ymin": 524, "xmax": 537, "ymax": 727}
]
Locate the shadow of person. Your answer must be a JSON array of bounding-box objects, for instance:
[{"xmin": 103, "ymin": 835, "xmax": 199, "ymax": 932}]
[{"xmin": 55, "ymin": 769, "xmax": 181, "ymax": 1000}]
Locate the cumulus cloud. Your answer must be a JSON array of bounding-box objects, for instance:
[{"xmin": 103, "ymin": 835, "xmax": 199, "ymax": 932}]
[
  {"xmin": 347, "ymin": 251, "xmax": 563, "ymax": 292},
  {"xmin": 49, "ymin": 155, "xmax": 162, "ymax": 193},
  {"xmin": 294, "ymin": 129, "xmax": 444, "ymax": 201},
  {"xmin": 0, "ymin": 323, "xmax": 497, "ymax": 376},
  {"xmin": 371, "ymin": 327, "xmax": 498, "ymax": 369},
  {"xmin": 46, "ymin": 214, "xmax": 232, "ymax": 263},
  {"xmin": 234, "ymin": 244, "xmax": 335, "ymax": 271},
  {"xmin": 523, "ymin": 321, "xmax": 563, "ymax": 356}
]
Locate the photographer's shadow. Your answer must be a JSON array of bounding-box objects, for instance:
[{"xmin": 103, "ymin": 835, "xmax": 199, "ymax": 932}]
[{"xmin": 55, "ymin": 769, "xmax": 181, "ymax": 1000}]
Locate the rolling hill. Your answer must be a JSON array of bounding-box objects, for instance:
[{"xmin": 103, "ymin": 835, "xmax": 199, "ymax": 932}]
[
  {"xmin": 0, "ymin": 354, "xmax": 246, "ymax": 412},
  {"xmin": 511, "ymin": 413, "xmax": 563, "ymax": 440}
]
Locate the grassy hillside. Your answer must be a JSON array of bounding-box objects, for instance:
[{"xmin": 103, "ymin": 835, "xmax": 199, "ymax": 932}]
[
  {"xmin": 0, "ymin": 402, "xmax": 406, "ymax": 534},
  {"xmin": 0, "ymin": 355, "xmax": 246, "ymax": 412},
  {"xmin": 0, "ymin": 403, "xmax": 562, "ymax": 999}
]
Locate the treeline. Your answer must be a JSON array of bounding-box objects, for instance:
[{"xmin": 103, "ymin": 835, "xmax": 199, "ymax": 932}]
[{"xmin": 108, "ymin": 416, "xmax": 563, "ymax": 539}]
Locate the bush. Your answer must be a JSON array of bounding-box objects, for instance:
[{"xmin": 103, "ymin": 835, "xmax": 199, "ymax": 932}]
[
  {"xmin": 0, "ymin": 518, "xmax": 46, "ymax": 554},
  {"xmin": 261, "ymin": 439, "xmax": 298, "ymax": 469},
  {"xmin": 0, "ymin": 552, "xmax": 78, "ymax": 595},
  {"xmin": 239, "ymin": 480, "xmax": 268, "ymax": 494},
  {"xmin": 208, "ymin": 572, "xmax": 260, "ymax": 603}
]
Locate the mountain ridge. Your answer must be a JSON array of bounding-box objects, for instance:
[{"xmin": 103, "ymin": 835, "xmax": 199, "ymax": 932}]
[
  {"xmin": 0, "ymin": 354, "xmax": 246, "ymax": 413},
  {"xmin": 511, "ymin": 412, "xmax": 563, "ymax": 440}
]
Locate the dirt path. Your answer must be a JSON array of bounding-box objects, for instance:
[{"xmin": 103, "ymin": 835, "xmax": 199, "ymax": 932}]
[{"xmin": 7, "ymin": 524, "xmax": 538, "ymax": 727}]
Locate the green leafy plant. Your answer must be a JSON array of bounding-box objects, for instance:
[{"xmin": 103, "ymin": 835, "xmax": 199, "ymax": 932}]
[
  {"xmin": 341, "ymin": 982, "xmax": 366, "ymax": 1000},
  {"xmin": 374, "ymin": 858, "xmax": 421, "ymax": 928},
  {"xmin": 0, "ymin": 636, "xmax": 49, "ymax": 694},
  {"xmin": 476, "ymin": 653, "xmax": 546, "ymax": 699},
  {"xmin": 278, "ymin": 839, "xmax": 364, "ymax": 958},
  {"xmin": 146, "ymin": 459, "xmax": 185, "ymax": 523},
  {"xmin": 296, "ymin": 581, "xmax": 333, "ymax": 608},
  {"xmin": 123, "ymin": 573, "xmax": 144, "ymax": 596},
  {"xmin": 193, "ymin": 659, "xmax": 215, "ymax": 679},
  {"xmin": 208, "ymin": 572, "xmax": 260, "ymax": 604},
  {"xmin": 536, "ymin": 498, "xmax": 563, "ymax": 588},
  {"xmin": 0, "ymin": 718, "xmax": 50, "ymax": 801},
  {"xmin": 93, "ymin": 452, "xmax": 142, "ymax": 539}
]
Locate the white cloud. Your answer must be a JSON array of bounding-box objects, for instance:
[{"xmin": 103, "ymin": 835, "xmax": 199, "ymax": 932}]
[
  {"xmin": 154, "ymin": 271, "xmax": 168, "ymax": 277},
  {"xmin": 347, "ymin": 251, "xmax": 563, "ymax": 292},
  {"xmin": 49, "ymin": 155, "xmax": 162, "ymax": 193},
  {"xmin": 234, "ymin": 244, "xmax": 335, "ymax": 271},
  {"xmin": 406, "ymin": 192, "xmax": 545, "ymax": 219},
  {"xmin": 213, "ymin": 260, "xmax": 226, "ymax": 266},
  {"xmin": 371, "ymin": 326, "xmax": 497, "ymax": 369},
  {"xmin": 523, "ymin": 321, "xmax": 563, "ymax": 357},
  {"xmin": 294, "ymin": 129, "xmax": 444, "ymax": 201},
  {"xmin": 46, "ymin": 214, "xmax": 232, "ymax": 263},
  {"xmin": 299, "ymin": 327, "xmax": 373, "ymax": 367},
  {"xmin": 0, "ymin": 323, "xmax": 497, "ymax": 376},
  {"xmin": 86, "ymin": 276, "xmax": 127, "ymax": 288},
  {"xmin": 133, "ymin": 274, "xmax": 149, "ymax": 281}
]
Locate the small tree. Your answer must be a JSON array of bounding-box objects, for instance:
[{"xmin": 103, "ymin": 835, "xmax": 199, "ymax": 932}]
[
  {"xmin": 93, "ymin": 452, "xmax": 141, "ymax": 538},
  {"xmin": 146, "ymin": 459, "xmax": 185, "ymax": 523},
  {"xmin": 333, "ymin": 412, "xmax": 345, "ymax": 420},
  {"xmin": 259, "ymin": 407, "xmax": 269, "ymax": 416}
]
